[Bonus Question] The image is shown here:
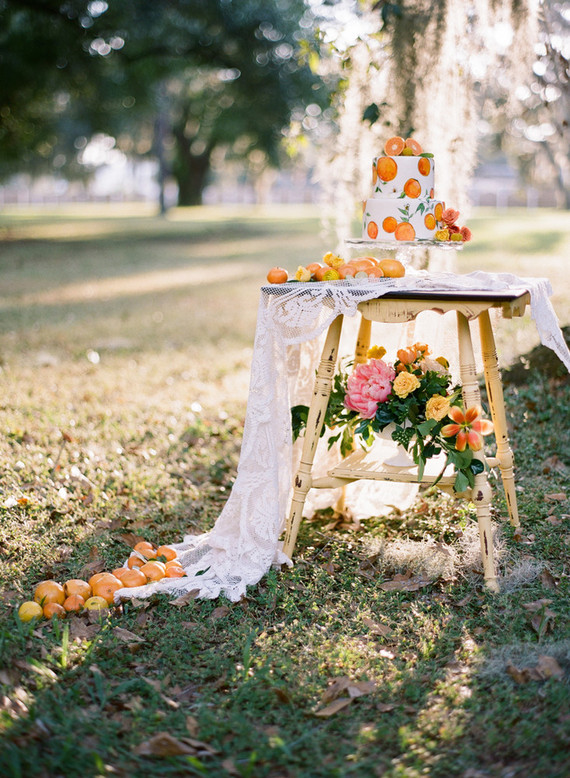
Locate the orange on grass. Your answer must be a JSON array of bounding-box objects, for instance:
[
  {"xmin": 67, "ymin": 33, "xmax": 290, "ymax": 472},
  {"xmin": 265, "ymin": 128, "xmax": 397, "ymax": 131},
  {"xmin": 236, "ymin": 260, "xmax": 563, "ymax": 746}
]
[
  {"xmin": 133, "ymin": 541, "xmax": 156, "ymax": 558},
  {"xmin": 378, "ymin": 258, "xmax": 406, "ymax": 278},
  {"xmin": 403, "ymin": 178, "xmax": 421, "ymax": 198},
  {"xmin": 34, "ymin": 580, "xmax": 65, "ymax": 607},
  {"xmin": 418, "ymin": 157, "xmax": 431, "ymax": 176},
  {"xmin": 266, "ymin": 267, "xmax": 288, "ymax": 284},
  {"xmin": 64, "ymin": 579, "xmax": 91, "ymax": 600},
  {"xmin": 63, "ymin": 594, "xmax": 85, "ymax": 613},
  {"xmin": 112, "ymin": 567, "xmax": 130, "ymax": 581},
  {"xmin": 88, "ymin": 572, "xmax": 116, "ymax": 588},
  {"xmin": 367, "ymin": 221, "xmax": 379, "ymax": 239},
  {"xmin": 92, "ymin": 575, "xmax": 124, "ymax": 605},
  {"xmin": 84, "ymin": 596, "xmax": 109, "ymax": 611},
  {"xmin": 424, "ymin": 213, "xmax": 437, "ymax": 230},
  {"xmin": 156, "ymin": 545, "xmax": 177, "ymax": 562},
  {"xmin": 140, "ymin": 561, "xmax": 166, "ymax": 582},
  {"xmin": 120, "ymin": 568, "xmax": 148, "ymax": 588},
  {"xmin": 127, "ymin": 555, "xmax": 145, "ymax": 569},
  {"xmin": 394, "ymin": 222, "xmax": 416, "ymax": 241},
  {"xmin": 376, "ymin": 156, "xmax": 398, "ymax": 182},
  {"xmin": 18, "ymin": 601, "xmax": 43, "ymax": 622},
  {"xmin": 384, "ymin": 136, "xmax": 405, "ymax": 156},
  {"xmin": 43, "ymin": 602, "xmax": 66, "ymax": 620},
  {"xmin": 382, "ymin": 216, "xmax": 398, "ymax": 234},
  {"xmin": 405, "ymin": 138, "xmax": 423, "ymax": 155},
  {"xmin": 434, "ymin": 202, "xmax": 444, "ymax": 221},
  {"xmin": 165, "ymin": 566, "xmax": 187, "ymax": 578}
]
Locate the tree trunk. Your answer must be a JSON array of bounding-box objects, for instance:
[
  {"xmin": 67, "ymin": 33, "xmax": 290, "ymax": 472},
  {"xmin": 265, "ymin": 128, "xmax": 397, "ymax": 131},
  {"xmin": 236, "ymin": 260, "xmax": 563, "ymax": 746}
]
[{"xmin": 172, "ymin": 128, "xmax": 212, "ymax": 206}]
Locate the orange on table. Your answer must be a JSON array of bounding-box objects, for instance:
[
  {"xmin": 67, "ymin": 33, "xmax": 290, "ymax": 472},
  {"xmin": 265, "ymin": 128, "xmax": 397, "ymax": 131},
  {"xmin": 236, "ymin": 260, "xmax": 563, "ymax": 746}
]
[
  {"xmin": 394, "ymin": 222, "xmax": 416, "ymax": 241},
  {"xmin": 384, "ymin": 136, "xmax": 405, "ymax": 156},
  {"xmin": 366, "ymin": 266, "xmax": 385, "ymax": 278},
  {"xmin": 418, "ymin": 157, "xmax": 431, "ymax": 176},
  {"xmin": 140, "ymin": 561, "xmax": 166, "ymax": 582},
  {"xmin": 165, "ymin": 566, "xmax": 187, "ymax": 578},
  {"xmin": 63, "ymin": 594, "xmax": 85, "ymax": 613},
  {"xmin": 313, "ymin": 266, "xmax": 340, "ymax": 282},
  {"xmin": 350, "ymin": 257, "xmax": 377, "ymax": 272},
  {"xmin": 403, "ymin": 178, "xmax": 421, "ymax": 198},
  {"xmin": 337, "ymin": 264, "xmax": 357, "ymax": 279},
  {"xmin": 92, "ymin": 574, "xmax": 124, "ymax": 605},
  {"xmin": 376, "ymin": 156, "xmax": 398, "ymax": 182},
  {"xmin": 305, "ymin": 262, "xmax": 321, "ymax": 277},
  {"xmin": 367, "ymin": 221, "xmax": 379, "ymax": 239},
  {"xmin": 43, "ymin": 602, "xmax": 66, "ymax": 620},
  {"xmin": 34, "ymin": 580, "xmax": 65, "ymax": 606},
  {"xmin": 382, "ymin": 216, "xmax": 398, "ymax": 234},
  {"xmin": 64, "ymin": 579, "xmax": 91, "ymax": 600},
  {"xmin": 405, "ymin": 138, "xmax": 423, "ymax": 155},
  {"xmin": 424, "ymin": 213, "xmax": 436, "ymax": 230},
  {"xmin": 378, "ymin": 258, "xmax": 406, "ymax": 278},
  {"xmin": 18, "ymin": 601, "xmax": 43, "ymax": 622},
  {"xmin": 120, "ymin": 568, "xmax": 148, "ymax": 588},
  {"xmin": 156, "ymin": 545, "xmax": 177, "ymax": 562},
  {"xmin": 165, "ymin": 559, "xmax": 183, "ymax": 569},
  {"xmin": 266, "ymin": 267, "xmax": 288, "ymax": 284}
]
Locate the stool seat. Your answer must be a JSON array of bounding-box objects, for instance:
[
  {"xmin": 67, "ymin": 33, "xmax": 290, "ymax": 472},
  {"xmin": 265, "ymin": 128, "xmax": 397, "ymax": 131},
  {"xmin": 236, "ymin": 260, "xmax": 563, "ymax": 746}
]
[{"xmin": 283, "ymin": 285, "xmax": 530, "ymax": 592}]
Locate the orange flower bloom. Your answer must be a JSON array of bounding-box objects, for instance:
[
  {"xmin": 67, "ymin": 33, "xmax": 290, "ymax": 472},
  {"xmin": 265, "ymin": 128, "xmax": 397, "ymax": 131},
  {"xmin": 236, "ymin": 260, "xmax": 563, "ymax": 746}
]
[
  {"xmin": 442, "ymin": 208, "xmax": 460, "ymax": 226},
  {"xmin": 396, "ymin": 347, "xmax": 417, "ymax": 365},
  {"xmin": 460, "ymin": 226, "xmax": 472, "ymax": 242},
  {"xmin": 441, "ymin": 404, "xmax": 494, "ymax": 451}
]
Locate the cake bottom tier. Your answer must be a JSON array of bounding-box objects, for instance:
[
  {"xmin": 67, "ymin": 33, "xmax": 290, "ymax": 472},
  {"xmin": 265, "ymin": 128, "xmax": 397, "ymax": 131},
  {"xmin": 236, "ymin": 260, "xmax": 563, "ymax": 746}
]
[{"xmin": 363, "ymin": 198, "xmax": 444, "ymax": 242}]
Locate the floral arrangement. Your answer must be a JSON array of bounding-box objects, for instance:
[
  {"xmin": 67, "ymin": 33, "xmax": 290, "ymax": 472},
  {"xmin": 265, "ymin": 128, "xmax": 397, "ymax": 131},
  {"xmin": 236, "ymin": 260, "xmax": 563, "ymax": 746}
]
[
  {"xmin": 434, "ymin": 208, "xmax": 472, "ymax": 243},
  {"xmin": 291, "ymin": 342, "xmax": 494, "ymax": 493}
]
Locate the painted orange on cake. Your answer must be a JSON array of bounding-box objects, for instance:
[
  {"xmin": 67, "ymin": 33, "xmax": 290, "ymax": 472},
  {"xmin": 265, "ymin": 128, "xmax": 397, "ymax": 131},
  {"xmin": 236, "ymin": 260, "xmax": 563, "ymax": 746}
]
[
  {"xmin": 382, "ymin": 216, "xmax": 398, "ymax": 233},
  {"xmin": 434, "ymin": 202, "xmax": 443, "ymax": 221},
  {"xmin": 418, "ymin": 158, "xmax": 431, "ymax": 176},
  {"xmin": 366, "ymin": 221, "xmax": 378, "ymax": 239},
  {"xmin": 384, "ymin": 136, "xmax": 405, "ymax": 156},
  {"xmin": 376, "ymin": 157, "xmax": 398, "ymax": 182},
  {"xmin": 394, "ymin": 222, "xmax": 416, "ymax": 241},
  {"xmin": 424, "ymin": 213, "xmax": 436, "ymax": 230},
  {"xmin": 403, "ymin": 179, "xmax": 421, "ymax": 198},
  {"xmin": 372, "ymin": 163, "xmax": 378, "ymax": 186},
  {"xmin": 405, "ymin": 138, "xmax": 423, "ymax": 155}
]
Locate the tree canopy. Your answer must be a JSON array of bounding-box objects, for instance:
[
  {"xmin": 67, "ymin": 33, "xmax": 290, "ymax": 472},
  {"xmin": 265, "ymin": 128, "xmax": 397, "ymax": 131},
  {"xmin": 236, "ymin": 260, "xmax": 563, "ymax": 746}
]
[{"xmin": 0, "ymin": 0, "xmax": 333, "ymax": 203}]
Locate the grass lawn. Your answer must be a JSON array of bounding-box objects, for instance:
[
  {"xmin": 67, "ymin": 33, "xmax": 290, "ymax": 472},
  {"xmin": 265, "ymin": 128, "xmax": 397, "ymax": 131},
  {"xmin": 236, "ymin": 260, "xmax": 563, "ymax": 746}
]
[{"xmin": 0, "ymin": 204, "xmax": 569, "ymax": 777}]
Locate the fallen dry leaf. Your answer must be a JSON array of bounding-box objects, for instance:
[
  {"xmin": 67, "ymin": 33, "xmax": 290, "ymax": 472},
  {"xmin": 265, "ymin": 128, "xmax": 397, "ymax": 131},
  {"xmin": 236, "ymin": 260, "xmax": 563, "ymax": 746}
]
[
  {"xmin": 170, "ymin": 589, "xmax": 200, "ymax": 607},
  {"xmin": 133, "ymin": 732, "xmax": 196, "ymax": 757},
  {"xmin": 320, "ymin": 676, "xmax": 376, "ymax": 705},
  {"xmin": 379, "ymin": 572, "xmax": 432, "ymax": 592},
  {"xmin": 544, "ymin": 492, "xmax": 567, "ymax": 502},
  {"xmin": 540, "ymin": 569, "xmax": 558, "ymax": 589},
  {"xmin": 506, "ymin": 655, "xmax": 564, "ymax": 683},
  {"xmin": 536, "ymin": 654, "xmax": 564, "ymax": 679},
  {"xmin": 210, "ymin": 605, "xmax": 231, "ymax": 620},
  {"xmin": 522, "ymin": 599, "xmax": 553, "ymax": 611},
  {"xmin": 314, "ymin": 697, "xmax": 353, "ymax": 717},
  {"xmin": 113, "ymin": 627, "xmax": 144, "ymax": 644},
  {"xmin": 361, "ymin": 617, "xmax": 393, "ymax": 638}
]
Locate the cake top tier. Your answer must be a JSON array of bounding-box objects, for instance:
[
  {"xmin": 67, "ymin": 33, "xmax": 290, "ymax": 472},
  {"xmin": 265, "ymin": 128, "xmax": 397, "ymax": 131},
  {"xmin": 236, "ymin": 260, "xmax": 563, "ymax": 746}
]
[{"xmin": 371, "ymin": 136, "xmax": 435, "ymax": 200}]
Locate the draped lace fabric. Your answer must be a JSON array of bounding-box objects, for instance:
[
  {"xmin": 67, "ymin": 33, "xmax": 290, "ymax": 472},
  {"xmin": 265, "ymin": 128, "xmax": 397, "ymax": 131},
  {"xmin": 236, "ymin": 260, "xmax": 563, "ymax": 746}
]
[{"xmin": 116, "ymin": 271, "xmax": 570, "ymax": 604}]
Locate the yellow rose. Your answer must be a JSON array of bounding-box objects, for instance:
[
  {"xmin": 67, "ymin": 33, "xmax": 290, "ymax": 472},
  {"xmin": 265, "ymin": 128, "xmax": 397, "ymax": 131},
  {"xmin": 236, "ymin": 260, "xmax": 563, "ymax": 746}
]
[
  {"xmin": 367, "ymin": 345, "xmax": 387, "ymax": 360},
  {"xmin": 425, "ymin": 395, "xmax": 451, "ymax": 421},
  {"xmin": 295, "ymin": 265, "xmax": 312, "ymax": 282},
  {"xmin": 435, "ymin": 229, "xmax": 450, "ymax": 241},
  {"xmin": 322, "ymin": 251, "xmax": 344, "ymax": 269},
  {"xmin": 392, "ymin": 371, "xmax": 421, "ymax": 398}
]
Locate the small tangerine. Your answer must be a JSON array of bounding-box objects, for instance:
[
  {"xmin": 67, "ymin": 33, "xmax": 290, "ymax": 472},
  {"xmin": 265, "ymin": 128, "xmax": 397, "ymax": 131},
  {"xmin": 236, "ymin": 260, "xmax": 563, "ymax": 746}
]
[
  {"xmin": 43, "ymin": 602, "xmax": 66, "ymax": 620},
  {"xmin": 63, "ymin": 594, "xmax": 85, "ymax": 613},
  {"xmin": 266, "ymin": 267, "xmax": 288, "ymax": 284},
  {"xmin": 34, "ymin": 580, "xmax": 65, "ymax": 607}
]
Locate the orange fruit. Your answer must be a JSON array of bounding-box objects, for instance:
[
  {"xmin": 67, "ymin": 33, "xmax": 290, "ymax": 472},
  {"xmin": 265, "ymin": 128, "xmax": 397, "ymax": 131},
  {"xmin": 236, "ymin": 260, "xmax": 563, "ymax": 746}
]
[
  {"xmin": 34, "ymin": 580, "xmax": 65, "ymax": 607},
  {"xmin": 43, "ymin": 602, "xmax": 66, "ymax": 620},
  {"xmin": 120, "ymin": 568, "xmax": 148, "ymax": 588},
  {"xmin": 403, "ymin": 178, "xmax": 421, "ymax": 198},
  {"xmin": 64, "ymin": 579, "xmax": 91, "ymax": 599},
  {"xmin": 127, "ymin": 555, "xmax": 146, "ymax": 570},
  {"xmin": 366, "ymin": 266, "xmax": 385, "ymax": 278},
  {"xmin": 367, "ymin": 221, "xmax": 378, "ymax": 239},
  {"xmin": 434, "ymin": 202, "xmax": 444, "ymax": 221},
  {"xmin": 155, "ymin": 545, "xmax": 177, "ymax": 562},
  {"xmin": 18, "ymin": 601, "xmax": 43, "ymax": 622},
  {"xmin": 165, "ymin": 558, "xmax": 182, "ymax": 568},
  {"xmin": 305, "ymin": 262, "xmax": 321, "ymax": 277},
  {"xmin": 418, "ymin": 158, "xmax": 431, "ymax": 176},
  {"xmin": 382, "ymin": 216, "xmax": 398, "ymax": 233},
  {"xmin": 337, "ymin": 264, "xmax": 357, "ymax": 279},
  {"xmin": 394, "ymin": 222, "xmax": 416, "ymax": 241},
  {"xmin": 92, "ymin": 575, "xmax": 123, "ymax": 605},
  {"xmin": 405, "ymin": 138, "xmax": 423, "ymax": 155},
  {"xmin": 378, "ymin": 258, "xmax": 406, "ymax": 278},
  {"xmin": 63, "ymin": 594, "xmax": 85, "ymax": 613},
  {"xmin": 376, "ymin": 157, "xmax": 398, "ymax": 182},
  {"xmin": 424, "ymin": 213, "xmax": 436, "ymax": 230},
  {"xmin": 266, "ymin": 267, "xmax": 288, "ymax": 284},
  {"xmin": 165, "ymin": 566, "xmax": 187, "ymax": 578},
  {"xmin": 313, "ymin": 266, "xmax": 340, "ymax": 282},
  {"xmin": 384, "ymin": 136, "xmax": 405, "ymax": 156},
  {"xmin": 112, "ymin": 567, "xmax": 130, "ymax": 581},
  {"xmin": 350, "ymin": 257, "xmax": 377, "ymax": 272},
  {"xmin": 140, "ymin": 561, "xmax": 166, "ymax": 582},
  {"xmin": 88, "ymin": 572, "xmax": 115, "ymax": 588},
  {"xmin": 133, "ymin": 541, "xmax": 156, "ymax": 558},
  {"xmin": 84, "ymin": 596, "xmax": 109, "ymax": 611}
]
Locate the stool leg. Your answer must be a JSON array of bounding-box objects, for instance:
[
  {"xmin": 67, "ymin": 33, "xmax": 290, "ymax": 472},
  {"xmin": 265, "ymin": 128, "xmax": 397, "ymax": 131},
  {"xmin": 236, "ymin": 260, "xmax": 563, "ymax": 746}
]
[
  {"xmin": 478, "ymin": 310, "xmax": 520, "ymax": 529},
  {"xmin": 457, "ymin": 313, "xmax": 499, "ymax": 592},
  {"xmin": 283, "ymin": 315, "xmax": 344, "ymax": 557}
]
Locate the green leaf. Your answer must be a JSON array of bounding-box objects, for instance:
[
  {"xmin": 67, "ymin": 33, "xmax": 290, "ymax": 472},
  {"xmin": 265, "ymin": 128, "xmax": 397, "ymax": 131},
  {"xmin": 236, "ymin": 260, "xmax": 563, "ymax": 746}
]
[
  {"xmin": 363, "ymin": 102, "xmax": 380, "ymax": 125},
  {"xmin": 419, "ymin": 152, "xmax": 434, "ymax": 158},
  {"xmin": 417, "ymin": 419, "xmax": 437, "ymax": 436},
  {"xmin": 454, "ymin": 471, "xmax": 470, "ymax": 492},
  {"xmin": 470, "ymin": 459, "xmax": 485, "ymax": 475}
]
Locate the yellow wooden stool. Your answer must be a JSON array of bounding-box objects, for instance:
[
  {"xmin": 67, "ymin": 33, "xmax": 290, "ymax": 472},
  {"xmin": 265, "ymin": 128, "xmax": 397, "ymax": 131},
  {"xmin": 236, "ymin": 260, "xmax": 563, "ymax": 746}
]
[{"xmin": 283, "ymin": 287, "xmax": 530, "ymax": 592}]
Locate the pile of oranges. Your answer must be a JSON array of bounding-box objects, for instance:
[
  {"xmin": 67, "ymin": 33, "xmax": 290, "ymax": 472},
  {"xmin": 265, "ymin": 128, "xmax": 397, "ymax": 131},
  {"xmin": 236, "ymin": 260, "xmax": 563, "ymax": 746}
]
[
  {"xmin": 266, "ymin": 253, "xmax": 406, "ymax": 285},
  {"xmin": 17, "ymin": 541, "xmax": 185, "ymax": 622}
]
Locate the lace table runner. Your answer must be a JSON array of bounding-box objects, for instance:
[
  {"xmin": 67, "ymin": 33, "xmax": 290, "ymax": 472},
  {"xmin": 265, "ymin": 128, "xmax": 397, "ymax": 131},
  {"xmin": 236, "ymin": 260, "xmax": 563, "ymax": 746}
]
[{"xmin": 116, "ymin": 271, "xmax": 570, "ymax": 603}]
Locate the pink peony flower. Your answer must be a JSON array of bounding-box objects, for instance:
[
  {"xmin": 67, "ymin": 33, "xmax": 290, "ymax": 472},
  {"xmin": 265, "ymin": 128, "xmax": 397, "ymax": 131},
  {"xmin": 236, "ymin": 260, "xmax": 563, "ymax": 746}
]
[
  {"xmin": 460, "ymin": 226, "xmax": 472, "ymax": 242},
  {"xmin": 344, "ymin": 359, "xmax": 396, "ymax": 419},
  {"xmin": 442, "ymin": 208, "xmax": 460, "ymax": 226}
]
